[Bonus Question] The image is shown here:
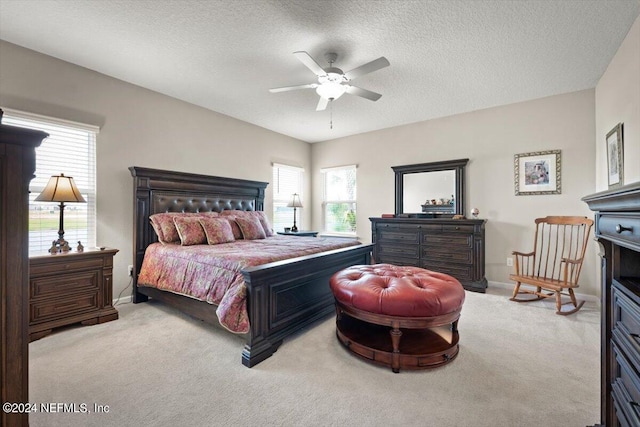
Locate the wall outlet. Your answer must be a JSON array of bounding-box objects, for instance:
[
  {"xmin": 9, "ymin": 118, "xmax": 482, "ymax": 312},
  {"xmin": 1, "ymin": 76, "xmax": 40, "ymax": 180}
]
[
  {"xmin": 128, "ymin": 265, "xmax": 133, "ymax": 277},
  {"xmin": 506, "ymin": 257, "xmax": 513, "ymax": 267}
]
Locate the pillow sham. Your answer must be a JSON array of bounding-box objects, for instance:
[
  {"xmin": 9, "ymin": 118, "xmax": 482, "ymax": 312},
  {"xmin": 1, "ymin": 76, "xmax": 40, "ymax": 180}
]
[
  {"xmin": 173, "ymin": 216, "xmax": 207, "ymax": 246},
  {"xmin": 220, "ymin": 210, "xmax": 250, "ymax": 239},
  {"xmin": 199, "ymin": 217, "xmax": 235, "ymax": 245},
  {"xmin": 250, "ymin": 211, "xmax": 274, "ymax": 237},
  {"xmin": 150, "ymin": 212, "xmax": 219, "ymax": 244},
  {"xmin": 220, "ymin": 210, "xmax": 274, "ymax": 237},
  {"xmin": 234, "ymin": 216, "xmax": 267, "ymax": 240}
]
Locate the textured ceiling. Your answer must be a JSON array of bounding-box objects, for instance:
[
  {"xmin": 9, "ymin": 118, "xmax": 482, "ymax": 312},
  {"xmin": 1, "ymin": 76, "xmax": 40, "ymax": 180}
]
[{"xmin": 1, "ymin": 0, "xmax": 639, "ymax": 143}]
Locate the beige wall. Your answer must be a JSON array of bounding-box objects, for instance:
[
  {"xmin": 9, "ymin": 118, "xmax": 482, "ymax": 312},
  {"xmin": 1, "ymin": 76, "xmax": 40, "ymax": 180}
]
[
  {"xmin": 0, "ymin": 41, "xmax": 311, "ymax": 299},
  {"xmin": 595, "ymin": 15, "xmax": 640, "ymax": 190},
  {"xmin": 312, "ymin": 90, "xmax": 598, "ymax": 294},
  {"xmin": 5, "ymin": 14, "xmax": 638, "ymax": 300}
]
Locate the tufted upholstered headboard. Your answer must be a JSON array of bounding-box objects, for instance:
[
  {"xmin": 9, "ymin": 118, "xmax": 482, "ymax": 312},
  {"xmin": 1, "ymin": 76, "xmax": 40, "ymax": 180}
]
[{"xmin": 129, "ymin": 166, "xmax": 268, "ymax": 284}]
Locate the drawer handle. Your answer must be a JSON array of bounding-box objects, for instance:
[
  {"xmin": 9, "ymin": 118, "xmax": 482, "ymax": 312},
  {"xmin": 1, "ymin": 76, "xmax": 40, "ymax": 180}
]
[{"xmin": 616, "ymin": 224, "xmax": 634, "ymax": 234}]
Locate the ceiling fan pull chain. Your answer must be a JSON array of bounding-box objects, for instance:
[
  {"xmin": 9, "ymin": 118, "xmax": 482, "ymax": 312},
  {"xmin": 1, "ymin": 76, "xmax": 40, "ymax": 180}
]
[{"xmin": 330, "ymin": 100, "xmax": 333, "ymax": 129}]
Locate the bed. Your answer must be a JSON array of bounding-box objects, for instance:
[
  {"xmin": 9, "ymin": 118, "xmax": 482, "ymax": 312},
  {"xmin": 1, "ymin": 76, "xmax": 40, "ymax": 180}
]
[{"xmin": 130, "ymin": 166, "xmax": 372, "ymax": 367}]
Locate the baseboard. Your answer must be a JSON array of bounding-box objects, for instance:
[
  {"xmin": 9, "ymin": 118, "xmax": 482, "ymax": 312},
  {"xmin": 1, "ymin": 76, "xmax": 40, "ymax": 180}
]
[
  {"xmin": 487, "ymin": 280, "xmax": 600, "ymax": 304},
  {"xmin": 113, "ymin": 294, "xmax": 132, "ymax": 306}
]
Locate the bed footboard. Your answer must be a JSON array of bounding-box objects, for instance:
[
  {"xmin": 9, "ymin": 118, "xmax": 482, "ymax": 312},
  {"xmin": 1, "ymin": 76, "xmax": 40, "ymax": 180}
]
[{"xmin": 241, "ymin": 243, "xmax": 372, "ymax": 367}]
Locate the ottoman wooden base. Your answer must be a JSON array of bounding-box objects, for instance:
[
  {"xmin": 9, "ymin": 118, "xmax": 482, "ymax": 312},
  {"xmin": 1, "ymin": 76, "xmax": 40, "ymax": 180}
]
[{"xmin": 335, "ymin": 303, "xmax": 460, "ymax": 373}]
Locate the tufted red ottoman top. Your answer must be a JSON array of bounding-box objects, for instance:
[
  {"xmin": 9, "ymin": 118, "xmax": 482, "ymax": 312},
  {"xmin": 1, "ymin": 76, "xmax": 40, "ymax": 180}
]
[{"xmin": 330, "ymin": 264, "xmax": 465, "ymax": 317}]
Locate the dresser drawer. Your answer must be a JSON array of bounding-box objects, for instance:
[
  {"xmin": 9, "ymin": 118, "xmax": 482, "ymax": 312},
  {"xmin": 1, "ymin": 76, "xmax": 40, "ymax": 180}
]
[
  {"xmin": 30, "ymin": 256, "xmax": 105, "ymax": 277},
  {"xmin": 442, "ymin": 224, "xmax": 475, "ymax": 233},
  {"xmin": 612, "ymin": 342, "xmax": 640, "ymax": 427},
  {"xmin": 423, "ymin": 233, "xmax": 472, "ymax": 249},
  {"xmin": 376, "ymin": 254, "xmax": 420, "ymax": 267},
  {"xmin": 613, "ymin": 381, "xmax": 639, "ymax": 427},
  {"xmin": 421, "ymin": 261, "xmax": 472, "ymax": 281},
  {"xmin": 612, "ymin": 283, "xmax": 640, "ymax": 369},
  {"xmin": 378, "ymin": 244, "xmax": 419, "ymax": 259},
  {"xmin": 599, "ymin": 214, "xmax": 640, "ymax": 249},
  {"xmin": 30, "ymin": 270, "xmax": 99, "ymax": 299},
  {"xmin": 422, "ymin": 247, "xmax": 472, "ymax": 264},
  {"xmin": 378, "ymin": 229, "xmax": 420, "ymax": 244},
  {"xmin": 30, "ymin": 292, "xmax": 100, "ymax": 324}
]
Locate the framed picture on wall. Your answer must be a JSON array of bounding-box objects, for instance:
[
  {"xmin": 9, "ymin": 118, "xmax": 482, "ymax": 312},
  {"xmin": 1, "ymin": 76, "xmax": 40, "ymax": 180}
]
[
  {"xmin": 514, "ymin": 149, "xmax": 561, "ymax": 195},
  {"xmin": 606, "ymin": 123, "xmax": 624, "ymax": 189}
]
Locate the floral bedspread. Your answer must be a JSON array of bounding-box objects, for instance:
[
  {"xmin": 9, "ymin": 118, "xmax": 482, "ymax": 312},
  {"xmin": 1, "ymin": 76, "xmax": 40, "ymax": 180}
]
[{"xmin": 137, "ymin": 235, "xmax": 360, "ymax": 333}]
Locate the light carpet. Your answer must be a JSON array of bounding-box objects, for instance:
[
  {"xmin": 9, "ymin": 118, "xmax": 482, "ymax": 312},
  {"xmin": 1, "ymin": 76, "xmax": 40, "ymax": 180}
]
[{"xmin": 29, "ymin": 286, "xmax": 600, "ymax": 427}]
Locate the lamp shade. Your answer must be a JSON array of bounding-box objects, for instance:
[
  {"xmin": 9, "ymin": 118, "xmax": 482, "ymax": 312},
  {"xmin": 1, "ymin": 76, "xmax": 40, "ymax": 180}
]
[
  {"xmin": 287, "ymin": 193, "xmax": 303, "ymax": 208},
  {"xmin": 35, "ymin": 173, "xmax": 86, "ymax": 203}
]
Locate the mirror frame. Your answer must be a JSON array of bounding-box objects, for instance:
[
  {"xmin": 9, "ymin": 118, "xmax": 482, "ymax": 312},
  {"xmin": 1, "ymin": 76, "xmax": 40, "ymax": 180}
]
[{"xmin": 393, "ymin": 158, "xmax": 468, "ymax": 216}]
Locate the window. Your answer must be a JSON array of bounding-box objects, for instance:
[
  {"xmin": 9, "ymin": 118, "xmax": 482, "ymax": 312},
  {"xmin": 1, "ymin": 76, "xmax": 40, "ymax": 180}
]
[
  {"xmin": 2, "ymin": 109, "xmax": 98, "ymax": 254},
  {"xmin": 322, "ymin": 165, "xmax": 357, "ymax": 234},
  {"xmin": 272, "ymin": 163, "xmax": 304, "ymax": 233}
]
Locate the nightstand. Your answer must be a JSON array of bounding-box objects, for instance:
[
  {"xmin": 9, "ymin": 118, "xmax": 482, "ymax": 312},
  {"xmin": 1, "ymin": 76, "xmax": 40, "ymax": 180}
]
[
  {"xmin": 29, "ymin": 247, "xmax": 119, "ymax": 341},
  {"xmin": 277, "ymin": 230, "xmax": 319, "ymax": 237}
]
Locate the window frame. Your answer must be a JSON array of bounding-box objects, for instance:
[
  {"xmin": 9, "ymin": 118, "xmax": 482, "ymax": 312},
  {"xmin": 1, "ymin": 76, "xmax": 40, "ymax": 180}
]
[
  {"xmin": 2, "ymin": 108, "xmax": 98, "ymax": 254},
  {"xmin": 272, "ymin": 162, "xmax": 304, "ymax": 233},
  {"xmin": 321, "ymin": 164, "xmax": 357, "ymax": 236}
]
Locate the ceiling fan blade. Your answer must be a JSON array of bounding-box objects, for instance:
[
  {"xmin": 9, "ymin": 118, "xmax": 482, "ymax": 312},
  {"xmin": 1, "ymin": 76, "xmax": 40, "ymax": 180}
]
[
  {"xmin": 345, "ymin": 85, "xmax": 382, "ymax": 101},
  {"xmin": 344, "ymin": 57, "xmax": 390, "ymax": 80},
  {"xmin": 269, "ymin": 83, "xmax": 317, "ymax": 93},
  {"xmin": 316, "ymin": 97, "xmax": 329, "ymax": 111},
  {"xmin": 293, "ymin": 51, "xmax": 326, "ymax": 76}
]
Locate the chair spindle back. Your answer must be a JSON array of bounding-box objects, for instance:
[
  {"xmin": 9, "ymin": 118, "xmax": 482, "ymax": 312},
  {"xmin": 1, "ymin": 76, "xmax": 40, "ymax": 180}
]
[{"xmin": 530, "ymin": 216, "xmax": 593, "ymax": 285}]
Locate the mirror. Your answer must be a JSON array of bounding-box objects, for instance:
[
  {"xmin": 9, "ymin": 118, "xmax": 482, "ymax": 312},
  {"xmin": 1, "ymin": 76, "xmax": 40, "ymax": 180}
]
[{"xmin": 392, "ymin": 158, "xmax": 468, "ymax": 217}]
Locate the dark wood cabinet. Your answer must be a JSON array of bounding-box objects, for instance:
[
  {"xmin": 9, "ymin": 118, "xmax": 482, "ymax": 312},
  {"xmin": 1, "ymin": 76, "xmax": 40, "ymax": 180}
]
[
  {"xmin": 584, "ymin": 182, "xmax": 640, "ymax": 427},
  {"xmin": 370, "ymin": 217, "xmax": 487, "ymax": 292},
  {"xmin": 0, "ymin": 115, "xmax": 48, "ymax": 427},
  {"xmin": 29, "ymin": 248, "xmax": 119, "ymax": 341}
]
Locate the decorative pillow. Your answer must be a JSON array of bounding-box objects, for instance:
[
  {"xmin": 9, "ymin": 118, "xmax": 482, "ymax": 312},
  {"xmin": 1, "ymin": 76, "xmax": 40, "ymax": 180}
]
[
  {"xmin": 150, "ymin": 212, "xmax": 219, "ymax": 244},
  {"xmin": 220, "ymin": 210, "xmax": 250, "ymax": 239},
  {"xmin": 173, "ymin": 216, "xmax": 207, "ymax": 246},
  {"xmin": 197, "ymin": 212, "xmax": 220, "ymax": 218},
  {"xmin": 150, "ymin": 212, "xmax": 184, "ymax": 244},
  {"xmin": 199, "ymin": 217, "xmax": 235, "ymax": 245},
  {"xmin": 234, "ymin": 216, "xmax": 267, "ymax": 240},
  {"xmin": 250, "ymin": 211, "xmax": 274, "ymax": 237},
  {"xmin": 149, "ymin": 218, "xmax": 167, "ymax": 242}
]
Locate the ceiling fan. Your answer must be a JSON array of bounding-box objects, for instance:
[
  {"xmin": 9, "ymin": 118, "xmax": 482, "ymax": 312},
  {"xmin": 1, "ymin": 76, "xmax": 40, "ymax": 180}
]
[{"xmin": 269, "ymin": 51, "xmax": 390, "ymax": 111}]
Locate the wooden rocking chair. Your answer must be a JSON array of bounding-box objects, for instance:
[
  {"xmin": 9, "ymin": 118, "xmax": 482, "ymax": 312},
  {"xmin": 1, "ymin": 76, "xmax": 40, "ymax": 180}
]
[{"xmin": 509, "ymin": 216, "xmax": 593, "ymax": 315}]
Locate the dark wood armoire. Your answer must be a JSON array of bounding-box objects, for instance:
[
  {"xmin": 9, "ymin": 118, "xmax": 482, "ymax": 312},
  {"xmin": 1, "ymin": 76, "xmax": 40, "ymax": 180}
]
[
  {"xmin": 0, "ymin": 109, "xmax": 48, "ymax": 427},
  {"xmin": 584, "ymin": 182, "xmax": 640, "ymax": 427}
]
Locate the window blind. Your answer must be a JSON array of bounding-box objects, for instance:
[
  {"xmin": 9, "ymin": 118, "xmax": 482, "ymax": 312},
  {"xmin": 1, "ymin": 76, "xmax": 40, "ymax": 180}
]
[
  {"xmin": 322, "ymin": 164, "xmax": 357, "ymax": 234},
  {"xmin": 272, "ymin": 163, "xmax": 304, "ymax": 233},
  {"xmin": 2, "ymin": 108, "xmax": 98, "ymax": 253}
]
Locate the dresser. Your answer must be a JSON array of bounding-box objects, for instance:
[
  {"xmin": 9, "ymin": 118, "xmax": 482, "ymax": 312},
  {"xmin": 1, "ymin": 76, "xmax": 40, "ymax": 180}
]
[
  {"xmin": 29, "ymin": 248, "xmax": 119, "ymax": 341},
  {"xmin": 584, "ymin": 182, "xmax": 640, "ymax": 427},
  {"xmin": 0, "ymin": 114, "xmax": 48, "ymax": 427},
  {"xmin": 370, "ymin": 217, "xmax": 487, "ymax": 292}
]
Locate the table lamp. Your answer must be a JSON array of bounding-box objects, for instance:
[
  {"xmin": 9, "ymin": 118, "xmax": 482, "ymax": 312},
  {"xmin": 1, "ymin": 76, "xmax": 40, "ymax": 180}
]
[
  {"xmin": 286, "ymin": 193, "xmax": 303, "ymax": 232},
  {"xmin": 35, "ymin": 173, "xmax": 86, "ymax": 252}
]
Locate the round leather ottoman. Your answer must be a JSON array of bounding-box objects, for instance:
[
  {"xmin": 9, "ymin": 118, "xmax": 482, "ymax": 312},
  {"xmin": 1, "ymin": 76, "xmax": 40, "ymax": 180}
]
[{"xmin": 329, "ymin": 264, "xmax": 465, "ymax": 373}]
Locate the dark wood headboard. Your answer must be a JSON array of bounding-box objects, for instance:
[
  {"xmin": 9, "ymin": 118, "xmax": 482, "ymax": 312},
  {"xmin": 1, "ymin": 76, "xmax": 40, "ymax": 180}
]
[{"xmin": 129, "ymin": 166, "xmax": 268, "ymax": 288}]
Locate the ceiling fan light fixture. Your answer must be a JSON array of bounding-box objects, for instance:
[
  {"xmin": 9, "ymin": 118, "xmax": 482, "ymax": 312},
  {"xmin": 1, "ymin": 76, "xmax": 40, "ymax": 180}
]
[{"xmin": 316, "ymin": 82, "xmax": 347, "ymax": 100}]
